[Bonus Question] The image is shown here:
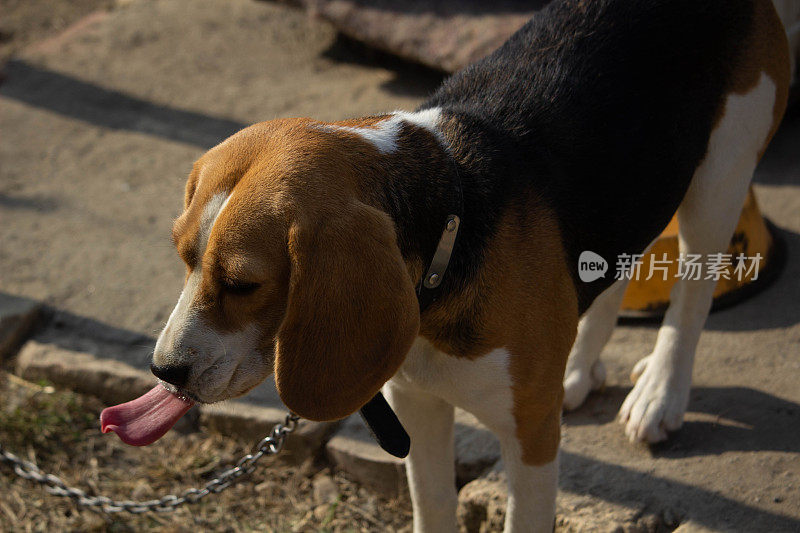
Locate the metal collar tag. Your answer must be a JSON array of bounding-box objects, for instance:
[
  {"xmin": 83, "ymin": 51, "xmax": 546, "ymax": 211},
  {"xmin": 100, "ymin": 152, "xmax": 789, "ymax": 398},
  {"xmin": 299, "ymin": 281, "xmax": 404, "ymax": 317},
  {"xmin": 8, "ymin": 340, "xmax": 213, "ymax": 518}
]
[
  {"xmin": 358, "ymin": 215, "xmax": 462, "ymax": 459},
  {"xmin": 422, "ymin": 215, "xmax": 461, "ymax": 289}
]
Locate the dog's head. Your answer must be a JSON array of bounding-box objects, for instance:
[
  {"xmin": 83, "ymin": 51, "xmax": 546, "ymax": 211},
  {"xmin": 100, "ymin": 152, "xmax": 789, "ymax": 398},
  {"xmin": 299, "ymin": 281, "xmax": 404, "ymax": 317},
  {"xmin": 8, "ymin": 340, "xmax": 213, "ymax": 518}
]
[{"xmin": 153, "ymin": 119, "xmax": 420, "ymax": 421}]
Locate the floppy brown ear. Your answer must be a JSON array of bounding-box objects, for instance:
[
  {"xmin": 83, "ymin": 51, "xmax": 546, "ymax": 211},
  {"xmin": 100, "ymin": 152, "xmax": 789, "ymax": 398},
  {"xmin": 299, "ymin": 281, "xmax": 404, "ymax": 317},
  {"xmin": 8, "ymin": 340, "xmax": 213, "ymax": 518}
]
[
  {"xmin": 183, "ymin": 164, "xmax": 201, "ymax": 209},
  {"xmin": 275, "ymin": 200, "xmax": 420, "ymax": 421}
]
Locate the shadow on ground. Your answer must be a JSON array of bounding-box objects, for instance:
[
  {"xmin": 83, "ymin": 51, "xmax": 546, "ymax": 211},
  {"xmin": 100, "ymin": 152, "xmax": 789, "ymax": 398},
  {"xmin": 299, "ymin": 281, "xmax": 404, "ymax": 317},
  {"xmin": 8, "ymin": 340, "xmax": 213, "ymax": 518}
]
[
  {"xmin": 560, "ymin": 450, "xmax": 800, "ymax": 531},
  {"xmin": 564, "ymin": 385, "xmax": 800, "ymax": 457},
  {"xmin": 307, "ymin": 0, "xmax": 552, "ymax": 16},
  {"xmin": 0, "ymin": 52, "xmax": 447, "ymax": 144},
  {"xmin": 755, "ymin": 105, "xmax": 800, "ymax": 187},
  {"xmin": 703, "ymin": 226, "xmax": 800, "ymax": 331},
  {"xmin": 0, "ymin": 192, "xmax": 60, "ymax": 213},
  {"xmin": 0, "ymin": 60, "xmax": 245, "ymax": 149},
  {"xmin": 321, "ymin": 33, "xmax": 446, "ymax": 98},
  {"xmin": 24, "ymin": 306, "xmax": 156, "ymax": 368}
]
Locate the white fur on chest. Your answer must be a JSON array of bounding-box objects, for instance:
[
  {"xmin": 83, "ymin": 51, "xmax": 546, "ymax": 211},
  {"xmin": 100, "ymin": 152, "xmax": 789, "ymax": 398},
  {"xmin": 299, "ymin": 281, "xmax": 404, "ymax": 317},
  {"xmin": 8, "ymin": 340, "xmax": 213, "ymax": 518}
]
[
  {"xmin": 386, "ymin": 337, "xmax": 559, "ymax": 532},
  {"xmin": 390, "ymin": 337, "xmax": 517, "ymax": 435}
]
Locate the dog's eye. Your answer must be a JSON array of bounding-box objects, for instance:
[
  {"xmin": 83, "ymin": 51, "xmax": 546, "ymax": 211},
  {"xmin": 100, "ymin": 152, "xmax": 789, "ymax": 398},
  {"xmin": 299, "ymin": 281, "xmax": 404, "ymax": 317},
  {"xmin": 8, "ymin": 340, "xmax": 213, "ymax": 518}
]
[{"xmin": 221, "ymin": 279, "xmax": 260, "ymax": 296}]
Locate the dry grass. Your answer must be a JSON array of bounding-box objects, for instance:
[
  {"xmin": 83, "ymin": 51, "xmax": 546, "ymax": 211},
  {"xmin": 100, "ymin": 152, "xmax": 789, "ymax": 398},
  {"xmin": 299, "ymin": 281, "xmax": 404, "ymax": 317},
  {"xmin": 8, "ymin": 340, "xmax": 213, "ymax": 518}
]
[{"xmin": 0, "ymin": 372, "xmax": 412, "ymax": 532}]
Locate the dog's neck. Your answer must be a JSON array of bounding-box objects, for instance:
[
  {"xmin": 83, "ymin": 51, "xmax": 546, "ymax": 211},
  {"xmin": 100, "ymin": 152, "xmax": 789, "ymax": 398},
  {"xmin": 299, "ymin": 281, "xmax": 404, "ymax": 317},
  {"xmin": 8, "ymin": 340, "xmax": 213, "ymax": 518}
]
[{"xmin": 360, "ymin": 112, "xmax": 465, "ymax": 306}]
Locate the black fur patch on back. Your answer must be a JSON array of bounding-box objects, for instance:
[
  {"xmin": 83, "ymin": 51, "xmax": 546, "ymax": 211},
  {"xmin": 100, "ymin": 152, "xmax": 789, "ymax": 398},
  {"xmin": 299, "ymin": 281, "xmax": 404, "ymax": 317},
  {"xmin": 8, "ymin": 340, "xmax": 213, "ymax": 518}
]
[{"xmin": 422, "ymin": 0, "xmax": 755, "ymax": 313}]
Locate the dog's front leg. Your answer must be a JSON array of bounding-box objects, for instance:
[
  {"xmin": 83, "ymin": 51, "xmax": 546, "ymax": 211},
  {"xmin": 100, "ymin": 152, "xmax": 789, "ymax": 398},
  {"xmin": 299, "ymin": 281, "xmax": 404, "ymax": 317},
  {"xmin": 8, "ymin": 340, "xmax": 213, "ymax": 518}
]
[
  {"xmin": 384, "ymin": 379, "xmax": 457, "ymax": 533},
  {"xmin": 499, "ymin": 437, "xmax": 558, "ymax": 533}
]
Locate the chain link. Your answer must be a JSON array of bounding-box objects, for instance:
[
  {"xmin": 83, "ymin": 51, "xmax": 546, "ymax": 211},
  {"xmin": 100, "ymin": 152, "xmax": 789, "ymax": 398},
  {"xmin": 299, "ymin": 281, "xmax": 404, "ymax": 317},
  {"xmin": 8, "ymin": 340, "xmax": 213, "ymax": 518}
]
[{"xmin": 0, "ymin": 413, "xmax": 300, "ymax": 514}]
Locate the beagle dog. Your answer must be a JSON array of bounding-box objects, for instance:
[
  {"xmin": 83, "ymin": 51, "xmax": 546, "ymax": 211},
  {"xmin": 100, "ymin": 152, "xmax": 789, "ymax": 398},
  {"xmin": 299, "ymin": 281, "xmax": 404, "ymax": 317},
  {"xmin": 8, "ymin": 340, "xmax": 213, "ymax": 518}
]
[{"xmin": 103, "ymin": 0, "xmax": 791, "ymax": 530}]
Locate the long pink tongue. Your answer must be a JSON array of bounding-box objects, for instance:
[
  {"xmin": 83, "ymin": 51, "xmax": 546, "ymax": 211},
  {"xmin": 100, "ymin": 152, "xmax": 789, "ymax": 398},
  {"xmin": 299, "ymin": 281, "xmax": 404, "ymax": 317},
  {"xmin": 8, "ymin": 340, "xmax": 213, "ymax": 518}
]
[{"xmin": 100, "ymin": 385, "xmax": 194, "ymax": 446}]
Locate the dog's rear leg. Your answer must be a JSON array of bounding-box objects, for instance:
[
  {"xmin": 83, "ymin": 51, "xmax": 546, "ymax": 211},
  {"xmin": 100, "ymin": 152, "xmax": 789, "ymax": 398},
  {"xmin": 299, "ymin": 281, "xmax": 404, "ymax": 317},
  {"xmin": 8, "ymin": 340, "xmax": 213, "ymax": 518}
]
[
  {"xmin": 383, "ymin": 380, "xmax": 457, "ymax": 533},
  {"xmin": 563, "ymin": 279, "xmax": 629, "ymax": 410},
  {"xmin": 619, "ymin": 73, "xmax": 779, "ymax": 442}
]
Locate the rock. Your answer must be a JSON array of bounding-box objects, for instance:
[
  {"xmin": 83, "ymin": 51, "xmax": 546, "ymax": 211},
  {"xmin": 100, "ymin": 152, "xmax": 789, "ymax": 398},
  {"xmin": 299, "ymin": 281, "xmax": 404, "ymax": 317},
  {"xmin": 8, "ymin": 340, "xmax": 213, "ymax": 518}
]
[
  {"xmin": 326, "ymin": 415, "xmax": 408, "ymax": 497},
  {"xmin": 0, "ymin": 293, "xmax": 42, "ymax": 362},
  {"xmin": 312, "ymin": 473, "xmax": 339, "ymax": 504},
  {"xmin": 199, "ymin": 380, "xmax": 338, "ymax": 463},
  {"xmin": 15, "ymin": 340, "xmax": 154, "ymax": 405},
  {"xmin": 325, "ymin": 407, "xmax": 499, "ymax": 498},
  {"xmin": 556, "ymin": 495, "xmax": 673, "ymax": 533},
  {"xmin": 457, "ymin": 467, "xmax": 507, "ymax": 533},
  {"xmin": 672, "ymin": 520, "xmax": 717, "ymax": 533},
  {"xmin": 201, "ymin": 401, "xmax": 337, "ymax": 463},
  {"xmin": 458, "ymin": 463, "xmax": 679, "ymax": 533},
  {"xmin": 299, "ymin": 0, "xmax": 550, "ymax": 72},
  {"xmin": 313, "ymin": 503, "xmax": 331, "ymax": 521}
]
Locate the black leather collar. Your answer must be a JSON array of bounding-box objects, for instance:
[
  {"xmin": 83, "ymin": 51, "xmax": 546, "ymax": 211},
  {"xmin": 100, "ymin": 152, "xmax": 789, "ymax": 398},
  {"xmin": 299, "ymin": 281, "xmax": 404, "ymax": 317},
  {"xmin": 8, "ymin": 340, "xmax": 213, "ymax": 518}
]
[
  {"xmin": 416, "ymin": 153, "xmax": 464, "ymax": 313},
  {"xmin": 359, "ymin": 155, "xmax": 464, "ymax": 458}
]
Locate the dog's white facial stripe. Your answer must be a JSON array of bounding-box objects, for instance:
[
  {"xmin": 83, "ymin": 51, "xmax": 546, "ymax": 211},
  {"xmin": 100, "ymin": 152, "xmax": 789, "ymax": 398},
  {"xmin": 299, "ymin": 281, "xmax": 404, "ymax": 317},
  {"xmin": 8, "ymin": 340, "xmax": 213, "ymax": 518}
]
[
  {"xmin": 197, "ymin": 192, "xmax": 231, "ymax": 258},
  {"xmin": 155, "ymin": 270, "xmax": 202, "ymax": 367},
  {"xmin": 154, "ymin": 187, "xmax": 265, "ymax": 402},
  {"xmin": 155, "ymin": 192, "xmax": 232, "ymax": 369},
  {"xmin": 166, "ymin": 191, "xmax": 230, "ymax": 329},
  {"xmin": 316, "ymin": 108, "xmax": 444, "ymax": 154}
]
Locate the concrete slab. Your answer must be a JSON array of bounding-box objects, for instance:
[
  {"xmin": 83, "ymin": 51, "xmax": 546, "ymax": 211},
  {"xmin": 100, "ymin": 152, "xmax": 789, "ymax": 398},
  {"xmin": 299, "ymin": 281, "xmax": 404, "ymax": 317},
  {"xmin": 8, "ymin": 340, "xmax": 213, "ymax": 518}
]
[
  {"xmin": 325, "ymin": 408, "xmax": 501, "ymax": 497},
  {"xmin": 200, "ymin": 402, "xmax": 337, "ymax": 464},
  {"xmin": 326, "ymin": 415, "xmax": 408, "ymax": 497},
  {"xmin": 299, "ymin": 0, "xmax": 546, "ymax": 72},
  {"xmin": 15, "ymin": 340, "xmax": 154, "ymax": 406},
  {"xmin": 457, "ymin": 467, "xmax": 507, "ymax": 533}
]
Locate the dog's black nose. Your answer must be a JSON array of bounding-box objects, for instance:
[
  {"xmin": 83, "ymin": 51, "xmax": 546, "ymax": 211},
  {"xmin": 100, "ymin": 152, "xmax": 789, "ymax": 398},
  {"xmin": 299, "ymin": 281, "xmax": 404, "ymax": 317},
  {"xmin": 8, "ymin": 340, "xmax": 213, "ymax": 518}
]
[{"xmin": 150, "ymin": 363, "xmax": 191, "ymax": 388}]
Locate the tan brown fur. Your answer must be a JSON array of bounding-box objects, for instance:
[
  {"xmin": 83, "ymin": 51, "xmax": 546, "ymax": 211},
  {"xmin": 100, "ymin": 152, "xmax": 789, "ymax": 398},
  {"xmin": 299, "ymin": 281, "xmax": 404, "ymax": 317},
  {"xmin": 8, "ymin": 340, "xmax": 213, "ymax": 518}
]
[
  {"xmin": 723, "ymin": 0, "xmax": 791, "ymax": 153},
  {"xmin": 275, "ymin": 199, "xmax": 419, "ymax": 420},
  {"xmin": 421, "ymin": 194, "xmax": 578, "ymax": 464},
  {"xmin": 332, "ymin": 115, "xmax": 392, "ymax": 128}
]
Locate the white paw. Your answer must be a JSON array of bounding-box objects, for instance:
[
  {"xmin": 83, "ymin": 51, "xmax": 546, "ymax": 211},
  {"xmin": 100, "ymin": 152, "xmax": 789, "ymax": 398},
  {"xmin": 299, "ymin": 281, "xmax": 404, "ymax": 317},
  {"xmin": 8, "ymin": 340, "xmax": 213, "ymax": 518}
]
[
  {"xmin": 618, "ymin": 356, "xmax": 689, "ymax": 443},
  {"xmin": 630, "ymin": 355, "xmax": 651, "ymax": 383},
  {"xmin": 563, "ymin": 360, "xmax": 606, "ymax": 411}
]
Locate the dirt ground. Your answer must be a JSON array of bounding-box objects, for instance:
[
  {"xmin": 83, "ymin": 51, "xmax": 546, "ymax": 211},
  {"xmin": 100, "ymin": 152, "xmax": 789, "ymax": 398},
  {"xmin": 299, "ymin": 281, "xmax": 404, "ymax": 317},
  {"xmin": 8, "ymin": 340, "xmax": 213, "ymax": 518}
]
[
  {"xmin": 0, "ymin": 371, "xmax": 412, "ymax": 532},
  {"xmin": 0, "ymin": 0, "xmax": 115, "ymax": 63},
  {"xmin": 1, "ymin": 0, "xmax": 799, "ymax": 531}
]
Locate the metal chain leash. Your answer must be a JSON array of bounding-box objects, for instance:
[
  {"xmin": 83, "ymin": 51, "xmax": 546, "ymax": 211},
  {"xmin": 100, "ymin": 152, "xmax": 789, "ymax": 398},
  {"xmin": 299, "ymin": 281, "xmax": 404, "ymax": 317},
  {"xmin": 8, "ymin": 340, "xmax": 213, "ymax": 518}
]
[{"xmin": 0, "ymin": 413, "xmax": 300, "ymax": 514}]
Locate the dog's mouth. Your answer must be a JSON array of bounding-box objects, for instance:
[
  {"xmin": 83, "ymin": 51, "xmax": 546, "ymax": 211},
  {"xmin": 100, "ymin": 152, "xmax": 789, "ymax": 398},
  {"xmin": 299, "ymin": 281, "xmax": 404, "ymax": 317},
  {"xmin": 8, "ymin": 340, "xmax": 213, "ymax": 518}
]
[
  {"xmin": 160, "ymin": 382, "xmax": 205, "ymax": 404},
  {"xmin": 100, "ymin": 384, "xmax": 194, "ymax": 446}
]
